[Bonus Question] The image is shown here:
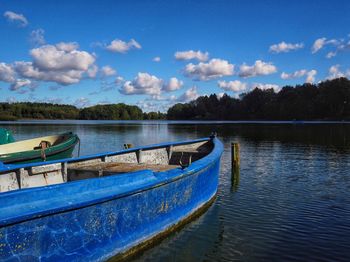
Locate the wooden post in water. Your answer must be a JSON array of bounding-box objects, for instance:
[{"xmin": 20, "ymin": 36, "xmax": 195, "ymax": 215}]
[
  {"xmin": 231, "ymin": 142, "xmax": 240, "ymax": 191},
  {"xmin": 231, "ymin": 142, "xmax": 240, "ymax": 170}
]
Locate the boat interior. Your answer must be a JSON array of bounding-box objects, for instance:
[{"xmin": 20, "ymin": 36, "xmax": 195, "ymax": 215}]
[
  {"xmin": 0, "ymin": 135, "xmax": 68, "ymax": 154},
  {"xmin": 0, "ymin": 140, "xmax": 213, "ymax": 193}
]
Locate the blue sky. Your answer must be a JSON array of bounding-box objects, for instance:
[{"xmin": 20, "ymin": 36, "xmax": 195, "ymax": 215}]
[{"xmin": 1, "ymin": 0, "xmax": 350, "ymax": 111}]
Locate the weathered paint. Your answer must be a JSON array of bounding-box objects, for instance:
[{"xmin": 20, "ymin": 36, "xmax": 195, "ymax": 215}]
[{"xmin": 0, "ymin": 137, "xmax": 223, "ymax": 261}]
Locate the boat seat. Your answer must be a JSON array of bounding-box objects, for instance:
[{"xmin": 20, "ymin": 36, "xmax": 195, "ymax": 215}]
[
  {"xmin": 67, "ymin": 162, "xmax": 180, "ymax": 181},
  {"xmin": 33, "ymin": 140, "xmax": 51, "ymax": 150}
]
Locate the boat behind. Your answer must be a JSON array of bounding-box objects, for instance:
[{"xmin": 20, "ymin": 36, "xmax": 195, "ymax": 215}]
[
  {"xmin": 0, "ymin": 132, "xmax": 79, "ymax": 164},
  {"xmin": 0, "ymin": 136, "xmax": 223, "ymax": 261}
]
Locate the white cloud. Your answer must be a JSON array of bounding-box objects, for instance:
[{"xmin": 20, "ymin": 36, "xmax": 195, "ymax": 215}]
[
  {"xmin": 74, "ymin": 97, "xmax": 90, "ymax": 108},
  {"xmin": 55, "ymin": 42, "xmax": 79, "ymax": 52},
  {"xmin": 281, "ymin": 70, "xmax": 307, "ymax": 79},
  {"xmin": 306, "ymin": 70, "xmax": 317, "ymax": 83},
  {"xmin": 0, "ymin": 62, "xmax": 16, "ymax": 82},
  {"xmin": 30, "ymin": 29, "xmax": 46, "ymax": 46},
  {"xmin": 177, "ymin": 86, "xmax": 199, "ymax": 102},
  {"xmin": 87, "ymin": 65, "xmax": 98, "ymax": 78},
  {"xmin": 252, "ymin": 83, "xmax": 280, "ymax": 92},
  {"xmin": 184, "ymin": 58, "xmax": 234, "ymax": 81},
  {"xmin": 326, "ymin": 51, "xmax": 337, "ymax": 59},
  {"xmin": 5, "ymin": 43, "xmax": 97, "ymax": 86},
  {"xmin": 115, "ymin": 76, "xmax": 124, "ymax": 85},
  {"xmin": 281, "ymin": 69, "xmax": 316, "ymax": 83},
  {"xmin": 163, "ymin": 77, "xmax": 183, "ymax": 91},
  {"xmin": 269, "ymin": 41, "xmax": 304, "ymax": 53},
  {"xmin": 30, "ymin": 43, "xmax": 94, "ymax": 71},
  {"xmin": 106, "ymin": 39, "xmax": 141, "ymax": 53},
  {"xmin": 10, "ymin": 79, "xmax": 31, "ymax": 91},
  {"xmin": 327, "ymin": 65, "xmax": 346, "ymax": 80},
  {"xmin": 312, "ymin": 38, "xmax": 327, "ymax": 54},
  {"xmin": 175, "ymin": 50, "xmax": 209, "ymax": 62},
  {"xmin": 239, "ymin": 60, "xmax": 277, "ymax": 78},
  {"xmin": 311, "ymin": 37, "xmax": 339, "ymax": 54},
  {"xmin": 121, "ymin": 72, "xmax": 163, "ymax": 95},
  {"xmin": 120, "ymin": 73, "xmax": 183, "ymax": 95},
  {"xmin": 4, "ymin": 11, "xmax": 28, "ymax": 27},
  {"xmin": 217, "ymin": 80, "xmax": 248, "ymax": 92},
  {"xmin": 101, "ymin": 65, "xmax": 117, "ymax": 77},
  {"xmin": 153, "ymin": 56, "xmax": 161, "ymax": 62}
]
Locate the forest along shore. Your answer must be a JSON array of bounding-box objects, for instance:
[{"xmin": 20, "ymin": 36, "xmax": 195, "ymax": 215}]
[{"xmin": 1, "ymin": 77, "xmax": 350, "ymax": 121}]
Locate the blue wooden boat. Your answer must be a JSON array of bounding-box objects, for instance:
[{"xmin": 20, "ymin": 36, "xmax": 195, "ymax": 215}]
[{"xmin": 0, "ymin": 135, "xmax": 223, "ymax": 261}]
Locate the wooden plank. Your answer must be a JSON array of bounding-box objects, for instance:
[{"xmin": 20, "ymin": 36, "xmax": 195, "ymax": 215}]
[
  {"xmin": 31, "ymin": 163, "xmax": 62, "ymax": 174},
  {"xmin": 139, "ymin": 148, "xmax": 169, "ymax": 164},
  {"xmin": 105, "ymin": 152, "xmax": 138, "ymax": 163},
  {"xmin": 0, "ymin": 172, "xmax": 19, "ymax": 192},
  {"xmin": 68, "ymin": 162, "xmax": 179, "ymax": 174}
]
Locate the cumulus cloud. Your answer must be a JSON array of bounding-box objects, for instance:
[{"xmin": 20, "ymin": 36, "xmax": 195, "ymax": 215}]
[
  {"xmin": 106, "ymin": 39, "xmax": 141, "ymax": 53},
  {"xmin": 121, "ymin": 72, "xmax": 163, "ymax": 95},
  {"xmin": 30, "ymin": 29, "xmax": 46, "ymax": 46},
  {"xmin": 10, "ymin": 79, "xmax": 32, "ymax": 91},
  {"xmin": 175, "ymin": 50, "xmax": 209, "ymax": 62},
  {"xmin": 4, "ymin": 11, "xmax": 28, "ymax": 27},
  {"xmin": 327, "ymin": 65, "xmax": 346, "ymax": 80},
  {"xmin": 163, "ymin": 77, "xmax": 183, "ymax": 91},
  {"xmin": 30, "ymin": 43, "xmax": 94, "ymax": 71},
  {"xmin": 281, "ymin": 69, "xmax": 316, "ymax": 83},
  {"xmin": 120, "ymin": 73, "xmax": 184, "ymax": 95},
  {"xmin": 239, "ymin": 60, "xmax": 277, "ymax": 78},
  {"xmin": 177, "ymin": 86, "xmax": 199, "ymax": 102},
  {"xmin": 217, "ymin": 80, "xmax": 248, "ymax": 92},
  {"xmin": 4, "ymin": 43, "xmax": 97, "ymax": 86},
  {"xmin": 153, "ymin": 56, "xmax": 161, "ymax": 62},
  {"xmin": 184, "ymin": 59, "xmax": 234, "ymax": 81},
  {"xmin": 311, "ymin": 37, "xmax": 339, "ymax": 54},
  {"xmin": 306, "ymin": 70, "xmax": 317, "ymax": 83},
  {"xmin": 0, "ymin": 62, "xmax": 16, "ymax": 83},
  {"xmin": 281, "ymin": 70, "xmax": 308, "ymax": 79},
  {"xmin": 269, "ymin": 41, "xmax": 304, "ymax": 53},
  {"xmin": 101, "ymin": 65, "xmax": 116, "ymax": 77}
]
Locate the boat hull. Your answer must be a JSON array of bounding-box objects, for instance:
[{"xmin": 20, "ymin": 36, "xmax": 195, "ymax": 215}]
[
  {"xmin": 0, "ymin": 137, "xmax": 223, "ymax": 261},
  {"xmin": 0, "ymin": 132, "xmax": 79, "ymax": 164}
]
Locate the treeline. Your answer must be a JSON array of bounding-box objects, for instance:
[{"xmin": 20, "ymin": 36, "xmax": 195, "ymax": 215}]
[
  {"xmin": 0, "ymin": 102, "xmax": 79, "ymax": 120},
  {"xmin": 167, "ymin": 78, "xmax": 350, "ymax": 120},
  {"xmin": 0, "ymin": 103, "xmax": 166, "ymax": 120},
  {"xmin": 1, "ymin": 78, "xmax": 350, "ymax": 121}
]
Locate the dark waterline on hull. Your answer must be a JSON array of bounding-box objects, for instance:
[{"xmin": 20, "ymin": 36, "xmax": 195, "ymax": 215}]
[{"xmin": 1, "ymin": 121, "xmax": 350, "ymax": 261}]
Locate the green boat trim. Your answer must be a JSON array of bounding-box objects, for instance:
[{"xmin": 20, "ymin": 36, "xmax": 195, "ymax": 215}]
[
  {"xmin": 0, "ymin": 132, "xmax": 79, "ymax": 164},
  {"xmin": 0, "ymin": 128, "xmax": 15, "ymax": 145}
]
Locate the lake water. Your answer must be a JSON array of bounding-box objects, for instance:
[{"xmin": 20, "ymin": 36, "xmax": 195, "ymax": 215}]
[{"xmin": 1, "ymin": 120, "xmax": 350, "ymax": 261}]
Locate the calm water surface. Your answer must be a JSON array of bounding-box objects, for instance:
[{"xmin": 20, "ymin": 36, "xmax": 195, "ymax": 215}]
[{"xmin": 1, "ymin": 120, "xmax": 350, "ymax": 261}]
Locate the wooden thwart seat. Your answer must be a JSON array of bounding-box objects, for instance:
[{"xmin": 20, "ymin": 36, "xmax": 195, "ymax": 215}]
[{"xmin": 67, "ymin": 162, "xmax": 180, "ymax": 181}]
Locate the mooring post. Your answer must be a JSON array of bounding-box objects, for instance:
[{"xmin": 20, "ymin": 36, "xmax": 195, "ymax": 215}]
[
  {"xmin": 231, "ymin": 142, "xmax": 240, "ymax": 170},
  {"xmin": 231, "ymin": 142, "xmax": 240, "ymax": 191}
]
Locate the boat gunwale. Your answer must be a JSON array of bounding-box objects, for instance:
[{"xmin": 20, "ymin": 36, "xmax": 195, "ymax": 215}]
[
  {"xmin": 0, "ymin": 137, "xmax": 224, "ymax": 227},
  {"xmin": 0, "ymin": 137, "xmax": 210, "ymax": 172}
]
